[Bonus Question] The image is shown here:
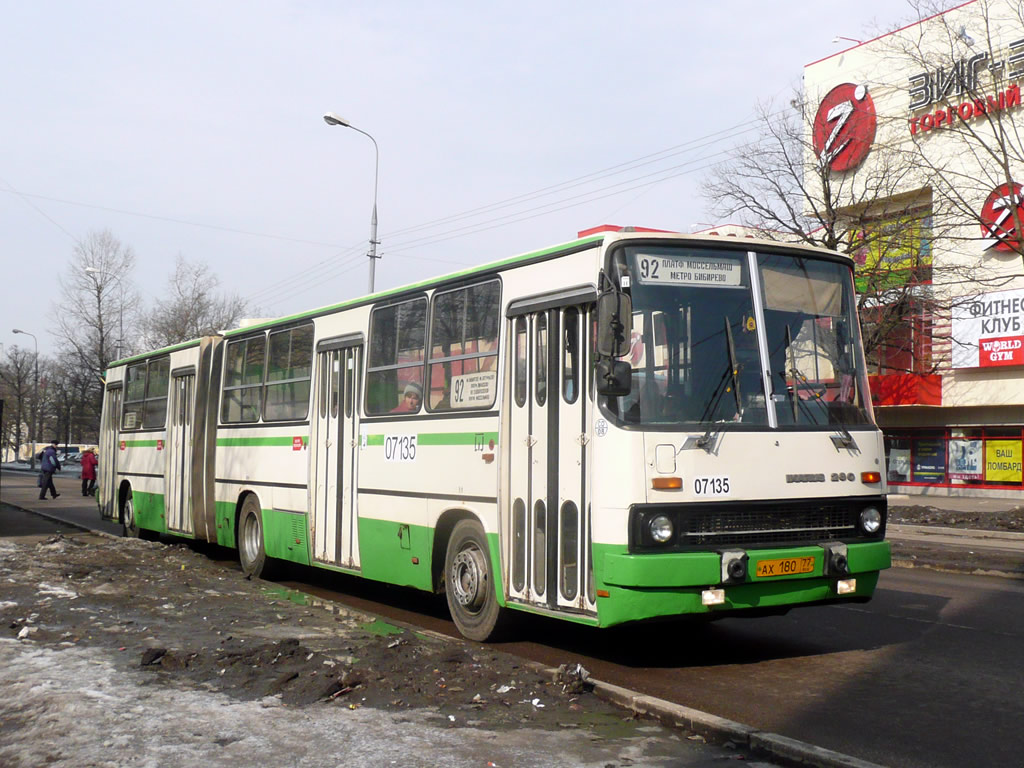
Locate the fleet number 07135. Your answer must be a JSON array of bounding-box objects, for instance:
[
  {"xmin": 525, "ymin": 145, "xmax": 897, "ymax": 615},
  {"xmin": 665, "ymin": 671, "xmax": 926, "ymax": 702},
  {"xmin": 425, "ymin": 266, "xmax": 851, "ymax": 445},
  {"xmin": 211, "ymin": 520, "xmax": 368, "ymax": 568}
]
[{"xmin": 693, "ymin": 476, "xmax": 730, "ymax": 495}]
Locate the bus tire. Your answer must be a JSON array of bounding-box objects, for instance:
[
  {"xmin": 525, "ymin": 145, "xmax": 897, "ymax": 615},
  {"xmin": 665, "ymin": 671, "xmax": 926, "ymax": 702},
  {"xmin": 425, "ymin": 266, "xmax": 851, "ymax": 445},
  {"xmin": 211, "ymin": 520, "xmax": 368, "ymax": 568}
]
[
  {"xmin": 122, "ymin": 489, "xmax": 157, "ymax": 540},
  {"xmin": 445, "ymin": 519, "xmax": 506, "ymax": 642},
  {"xmin": 238, "ymin": 495, "xmax": 273, "ymax": 580},
  {"xmin": 122, "ymin": 489, "xmax": 141, "ymax": 538}
]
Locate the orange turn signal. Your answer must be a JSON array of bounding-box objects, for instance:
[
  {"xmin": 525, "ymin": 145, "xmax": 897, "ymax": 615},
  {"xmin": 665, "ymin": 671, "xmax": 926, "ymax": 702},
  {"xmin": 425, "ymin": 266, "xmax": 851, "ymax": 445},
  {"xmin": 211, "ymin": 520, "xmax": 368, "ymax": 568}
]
[
  {"xmin": 652, "ymin": 476, "xmax": 683, "ymax": 490},
  {"xmin": 861, "ymin": 471, "xmax": 881, "ymax": 484}
]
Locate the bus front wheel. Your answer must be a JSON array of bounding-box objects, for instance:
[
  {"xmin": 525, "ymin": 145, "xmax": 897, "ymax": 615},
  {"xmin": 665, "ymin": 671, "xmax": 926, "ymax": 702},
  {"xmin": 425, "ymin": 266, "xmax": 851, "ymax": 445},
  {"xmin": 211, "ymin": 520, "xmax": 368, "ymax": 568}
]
[
  {"xmin": 238, "ymin": 495, "xmax": 272, "ymax": 580},
  {"xmin": 445, "ymin": 519, "xmax": 506, "ymax": 642}
]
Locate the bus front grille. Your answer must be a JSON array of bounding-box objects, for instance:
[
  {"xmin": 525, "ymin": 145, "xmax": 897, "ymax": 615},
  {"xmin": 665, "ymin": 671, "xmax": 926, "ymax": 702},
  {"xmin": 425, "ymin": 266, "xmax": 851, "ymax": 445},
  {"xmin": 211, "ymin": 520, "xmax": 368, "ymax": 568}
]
[
  {"xmin": 682, "ymin": 506, "xmax": 857, "ymax": 547},
  {"xmin": 628, "ymin": 496, "xmax": 887, "ymax": 552}
]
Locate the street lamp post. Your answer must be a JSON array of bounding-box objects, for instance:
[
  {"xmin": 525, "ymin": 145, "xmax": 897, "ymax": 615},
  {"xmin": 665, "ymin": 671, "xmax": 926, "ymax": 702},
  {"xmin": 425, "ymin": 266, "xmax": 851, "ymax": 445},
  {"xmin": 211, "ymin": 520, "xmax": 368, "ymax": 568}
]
[
  {"xmin": 12, "ymin": 328, "xmax": 39, "ymax": 470},
  {"xmin": 323, "ymin": 112, "xmax": 380, "ymax": 295},
  {"xmin": 84, "ymin": 267, "xmax": 124, "ymax": 361}
]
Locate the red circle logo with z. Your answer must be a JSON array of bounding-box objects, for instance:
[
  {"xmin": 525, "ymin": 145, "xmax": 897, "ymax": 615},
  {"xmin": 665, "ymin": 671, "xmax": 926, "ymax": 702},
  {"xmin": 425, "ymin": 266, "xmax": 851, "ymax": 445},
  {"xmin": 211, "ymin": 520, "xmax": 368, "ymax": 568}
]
[
  {"xmin": 813, "ymin": 83, "xmax": 877, "ymax": 173},
  {"xmin": 981, "ymin": 182, "xmax": 1024, "ymax": 253}
]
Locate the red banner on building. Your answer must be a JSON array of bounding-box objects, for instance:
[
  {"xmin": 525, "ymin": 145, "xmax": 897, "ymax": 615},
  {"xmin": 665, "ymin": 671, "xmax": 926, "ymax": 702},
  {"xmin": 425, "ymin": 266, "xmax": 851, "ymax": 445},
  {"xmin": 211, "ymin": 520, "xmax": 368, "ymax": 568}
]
[{"xmin": 978, "ymin": 336, "xmax": 1024, "ymax": 366}]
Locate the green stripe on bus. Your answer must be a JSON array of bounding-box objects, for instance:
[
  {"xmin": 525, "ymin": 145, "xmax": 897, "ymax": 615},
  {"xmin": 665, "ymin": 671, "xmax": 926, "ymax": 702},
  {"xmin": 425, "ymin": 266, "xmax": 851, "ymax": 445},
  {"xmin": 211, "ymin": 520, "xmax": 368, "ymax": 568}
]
[
  {"xmin": 123, "ymin": 440, "xmax": 160, "ymax": 448},
  {"xmin": 216, "ymin": 436, "xmax": 307, "ymax": 447},
  {"xmin": 364, "ymin": 432, "xmax": 499, "ymax": 446}
]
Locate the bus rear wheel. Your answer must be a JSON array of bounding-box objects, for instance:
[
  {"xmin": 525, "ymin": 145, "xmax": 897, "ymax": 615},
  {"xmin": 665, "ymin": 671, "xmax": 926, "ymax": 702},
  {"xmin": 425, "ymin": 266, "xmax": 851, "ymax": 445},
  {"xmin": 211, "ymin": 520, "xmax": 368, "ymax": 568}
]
[
  {"xmin": 122, "ymin": 489, "xmax": 156, "ymax": 540},
  {"xmin": 445, "ymin": 519, "xmax": 507, "ymax": 642},
  {"xmin": 238, "ymin": 495, "xmax": 272, "ymax": 580},
  {"xmin": 122, "ymin": 490, "xmax": 140, "ymax": 538}
]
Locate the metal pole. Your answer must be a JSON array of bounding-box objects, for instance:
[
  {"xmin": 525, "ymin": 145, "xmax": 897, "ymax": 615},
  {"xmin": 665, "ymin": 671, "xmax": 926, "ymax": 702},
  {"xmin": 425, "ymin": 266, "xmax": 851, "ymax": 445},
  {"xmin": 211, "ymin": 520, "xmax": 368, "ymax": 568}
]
[
  {"xmin": 364, "ymin": 131, "xmax": 379, "ymax": 295},
  {"xmin": 118, "ymin": 281, "xmax": 124, "ymax": 360},
  {"xmin": 323, "ymin": 114, "xmax": 380, "ymax": 294}
]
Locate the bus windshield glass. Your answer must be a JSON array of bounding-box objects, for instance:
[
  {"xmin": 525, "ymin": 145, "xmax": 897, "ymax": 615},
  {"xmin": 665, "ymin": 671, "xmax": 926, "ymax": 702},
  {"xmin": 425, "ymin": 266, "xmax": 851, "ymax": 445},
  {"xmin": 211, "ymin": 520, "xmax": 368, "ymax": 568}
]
[{"xmin": 607, "ymin": 245, "xmax": 872, "ymax": 430}]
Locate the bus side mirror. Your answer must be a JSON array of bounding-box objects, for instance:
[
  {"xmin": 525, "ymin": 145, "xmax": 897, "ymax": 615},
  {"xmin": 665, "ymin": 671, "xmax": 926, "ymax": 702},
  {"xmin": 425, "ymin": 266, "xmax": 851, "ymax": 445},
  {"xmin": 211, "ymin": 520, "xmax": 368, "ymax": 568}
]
[
  {"xmin": 596, "ymin": 359, "xmax": 632, "ymax": 397},
  {"xmin": 596, "ymin": 291, "xmax": 632, "ymax": 358}
]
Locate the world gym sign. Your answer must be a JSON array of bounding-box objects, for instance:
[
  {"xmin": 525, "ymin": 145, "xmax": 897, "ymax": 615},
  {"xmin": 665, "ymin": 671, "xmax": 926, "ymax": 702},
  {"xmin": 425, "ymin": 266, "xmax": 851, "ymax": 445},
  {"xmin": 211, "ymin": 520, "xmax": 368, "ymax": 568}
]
[{"xmin": 951, "ymin": 286, "xmax": 1024, "ymax": 368}]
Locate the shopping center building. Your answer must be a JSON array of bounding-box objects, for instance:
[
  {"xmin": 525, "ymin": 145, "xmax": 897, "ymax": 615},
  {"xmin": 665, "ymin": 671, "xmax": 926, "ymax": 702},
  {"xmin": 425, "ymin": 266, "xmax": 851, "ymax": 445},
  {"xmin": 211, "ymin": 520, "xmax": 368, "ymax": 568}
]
[{"xmin": 804, "ymin": 0, "xmax": 1024, "ymax": 497}]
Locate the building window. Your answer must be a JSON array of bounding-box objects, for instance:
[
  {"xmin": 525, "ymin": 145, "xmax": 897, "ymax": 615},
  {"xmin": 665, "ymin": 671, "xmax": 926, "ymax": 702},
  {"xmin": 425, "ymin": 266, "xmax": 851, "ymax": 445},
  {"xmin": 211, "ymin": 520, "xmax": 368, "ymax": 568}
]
[{"xmin": 885, "ymin": 427, "xmax": 1024, "ymax": 488}]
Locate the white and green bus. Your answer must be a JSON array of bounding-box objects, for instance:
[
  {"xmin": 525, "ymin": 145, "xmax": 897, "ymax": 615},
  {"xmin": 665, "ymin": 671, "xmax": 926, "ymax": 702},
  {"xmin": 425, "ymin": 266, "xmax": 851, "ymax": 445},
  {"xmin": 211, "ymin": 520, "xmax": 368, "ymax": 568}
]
[{"xmin": 97, "ymin": 229, "xmax": 890, "ymax": 641}]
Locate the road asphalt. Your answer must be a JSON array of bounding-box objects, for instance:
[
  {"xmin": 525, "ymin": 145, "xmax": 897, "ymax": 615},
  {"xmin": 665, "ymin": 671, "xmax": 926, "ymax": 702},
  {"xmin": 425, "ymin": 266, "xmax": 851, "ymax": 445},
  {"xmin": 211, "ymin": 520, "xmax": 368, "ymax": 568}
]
[{"xmin": 2, "ymin": 467, "xmax": 1022, "ymax": 768}]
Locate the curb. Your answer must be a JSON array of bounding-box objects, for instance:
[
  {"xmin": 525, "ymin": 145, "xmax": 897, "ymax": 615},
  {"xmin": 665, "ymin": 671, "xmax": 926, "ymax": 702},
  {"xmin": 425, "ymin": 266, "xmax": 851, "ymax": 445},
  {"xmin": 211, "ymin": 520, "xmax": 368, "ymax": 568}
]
[
  {"xmin": 888, "ymin": 523, "xmax": 1024, "ymax": 542},
  {"xmin": 529, "ymin": 665, "xmax": 887, "ymax": 768},
  {"xmin": 2, "ymin": 498, "xmax": 118, "ymax": 540}
]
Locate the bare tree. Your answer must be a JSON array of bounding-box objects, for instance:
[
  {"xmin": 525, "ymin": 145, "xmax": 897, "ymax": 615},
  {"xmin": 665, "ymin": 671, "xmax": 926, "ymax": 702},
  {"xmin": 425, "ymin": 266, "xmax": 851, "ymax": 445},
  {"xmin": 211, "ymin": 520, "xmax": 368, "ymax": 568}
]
[
  {"xmin": 140, "ymin": 255, "xmax": 249, "ymax": 348},
  {"xmin": 55, "ymin": 229, "xmax": 139, "ymax": 372},
  {"xmin": 53, "ymin": 229, "xmax": 139, "ymax": 435},
  {"xmin": 0, "ymin": 346, "xmax": 37, "ymax": 461}
]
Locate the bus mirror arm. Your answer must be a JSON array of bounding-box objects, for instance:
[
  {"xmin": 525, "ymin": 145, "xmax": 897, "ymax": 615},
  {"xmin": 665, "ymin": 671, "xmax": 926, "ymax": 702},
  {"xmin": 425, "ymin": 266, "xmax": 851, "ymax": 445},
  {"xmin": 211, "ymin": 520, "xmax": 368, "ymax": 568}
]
[{"xmin": 595, "ymin": 359, "xmax": 631, "ymax": 397}]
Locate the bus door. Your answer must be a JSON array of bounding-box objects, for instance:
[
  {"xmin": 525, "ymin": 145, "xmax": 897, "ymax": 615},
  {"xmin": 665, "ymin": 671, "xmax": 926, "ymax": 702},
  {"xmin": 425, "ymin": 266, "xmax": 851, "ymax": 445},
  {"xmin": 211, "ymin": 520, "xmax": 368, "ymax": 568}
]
[
  {"xmin": 166, "ymin": 370, "xmax": 195, "ymax": 535},
  {"xmin": 507, "ymin": 303, "xmax": 594, "ymax": 614},
  {"xmin": 311, "ymin": 338, "xmax": 362, "ymax": 569},
  {"xmin": 98, "ymin": 384, "xmax": 122, "ymax": 521}
]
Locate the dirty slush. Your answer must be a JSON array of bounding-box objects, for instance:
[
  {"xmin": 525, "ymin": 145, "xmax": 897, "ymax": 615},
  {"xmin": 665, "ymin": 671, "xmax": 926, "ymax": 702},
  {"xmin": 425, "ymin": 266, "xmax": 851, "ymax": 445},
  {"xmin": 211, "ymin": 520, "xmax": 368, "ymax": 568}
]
[{"xmin": 0, "ymin": 532, "xmax": 747, "ymax": 768}]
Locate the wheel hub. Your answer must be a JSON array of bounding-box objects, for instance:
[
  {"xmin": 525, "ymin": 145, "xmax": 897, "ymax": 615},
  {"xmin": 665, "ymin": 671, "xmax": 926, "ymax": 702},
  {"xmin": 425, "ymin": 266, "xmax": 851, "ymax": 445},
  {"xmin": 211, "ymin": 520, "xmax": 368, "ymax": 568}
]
[{"xmin": 451, "ymin": 547, "xmax": 487, "ymax": 611}]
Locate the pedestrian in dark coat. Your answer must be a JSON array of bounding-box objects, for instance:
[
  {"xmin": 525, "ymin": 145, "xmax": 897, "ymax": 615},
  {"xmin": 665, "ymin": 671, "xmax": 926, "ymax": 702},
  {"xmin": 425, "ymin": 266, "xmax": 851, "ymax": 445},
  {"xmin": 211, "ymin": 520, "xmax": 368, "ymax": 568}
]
[
  {"xmin": 37, "ymin": 440, "xmax": 61, "ymax": 500},
  {"xmin": 80, "ymin": 448, "xmax": 98, "ymax": 496}
]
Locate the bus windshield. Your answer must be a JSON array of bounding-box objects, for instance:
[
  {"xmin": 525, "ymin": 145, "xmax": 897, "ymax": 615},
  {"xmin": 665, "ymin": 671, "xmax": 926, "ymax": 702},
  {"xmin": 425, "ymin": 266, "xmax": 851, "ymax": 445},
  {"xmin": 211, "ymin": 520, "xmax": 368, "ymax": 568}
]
[{"xmin": 608, "ymin": 245, "xmax": 873, "ymax": 430}]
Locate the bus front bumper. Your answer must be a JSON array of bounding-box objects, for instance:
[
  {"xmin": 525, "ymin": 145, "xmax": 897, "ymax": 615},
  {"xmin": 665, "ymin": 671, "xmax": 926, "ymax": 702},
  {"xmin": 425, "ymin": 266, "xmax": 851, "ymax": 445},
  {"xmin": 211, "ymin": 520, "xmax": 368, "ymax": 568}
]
[{"xmin": 594, "ymin": 540, "xmax": 890, "ymax": 627}]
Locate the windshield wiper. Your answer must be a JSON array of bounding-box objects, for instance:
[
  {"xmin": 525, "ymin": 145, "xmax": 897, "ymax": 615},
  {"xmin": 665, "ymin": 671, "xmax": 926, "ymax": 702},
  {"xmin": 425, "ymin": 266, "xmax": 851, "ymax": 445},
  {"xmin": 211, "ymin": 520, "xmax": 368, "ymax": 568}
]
[
  {"xmin": 695, "ymin": 317, "xmax": 743, "ymax": 451},
  {"xmin": 784, "ymin": 325, "xmax": 857, "ymax": 450}
]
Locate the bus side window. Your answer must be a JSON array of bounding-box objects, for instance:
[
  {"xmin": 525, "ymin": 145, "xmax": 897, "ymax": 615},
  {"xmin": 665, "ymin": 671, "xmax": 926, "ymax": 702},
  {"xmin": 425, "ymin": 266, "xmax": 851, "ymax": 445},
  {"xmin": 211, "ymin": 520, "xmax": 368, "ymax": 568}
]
[
  {"xmin": 264, "ymin": 324, "xmax": 313, "ymax": 421},
  {"xmin": 427, "ymin": 280, "xmax": 500, "ymax": 411},
  {"xmin": 535, "ymin": 313, "xmax": 547, "ymax": 407},
  {"xmin": 515, "ymin": 317, "xmax": 528, "ymax": 407},
  {"xmin": 122, "ymin": 362, "xmax": 146, "ymax": 430},
  {"xmin": 366, "ymin": 297, "xmax": 426, "ymax": 415},
  {"xmin": 221, "ymin": 336, "xmax": 266, "ymax": 423},
  {"xmin": 144, "ymin": 356, "xmax": 170, "ymax": 429},
  {"xmin": 563, "ymin": 308, "xmax": 579, "ymax": 404}
]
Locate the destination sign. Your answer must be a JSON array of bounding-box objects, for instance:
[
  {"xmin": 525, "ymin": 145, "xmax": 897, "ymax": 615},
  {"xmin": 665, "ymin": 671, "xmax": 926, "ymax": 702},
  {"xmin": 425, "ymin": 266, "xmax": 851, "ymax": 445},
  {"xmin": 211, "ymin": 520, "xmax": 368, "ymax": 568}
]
[{"xmin": 632, "ymin": 254, "xmax": 742, "ymax": 287}]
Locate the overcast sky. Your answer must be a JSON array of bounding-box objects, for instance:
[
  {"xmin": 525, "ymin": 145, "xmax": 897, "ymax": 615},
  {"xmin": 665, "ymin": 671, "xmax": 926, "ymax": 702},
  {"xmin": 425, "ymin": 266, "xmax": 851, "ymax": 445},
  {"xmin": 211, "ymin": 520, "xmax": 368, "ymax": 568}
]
[{"xmin": 2, "ymin": 1, "xmax": 922, "ymax": 356}]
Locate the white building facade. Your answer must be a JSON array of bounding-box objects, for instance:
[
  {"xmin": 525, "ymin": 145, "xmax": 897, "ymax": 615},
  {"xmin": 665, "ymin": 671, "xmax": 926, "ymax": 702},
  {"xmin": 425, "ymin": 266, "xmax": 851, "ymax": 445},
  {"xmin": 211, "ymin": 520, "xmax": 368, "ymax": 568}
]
[{"xmin": 805, "ymin": 0, "xmax": 1024, "ymax": 497}]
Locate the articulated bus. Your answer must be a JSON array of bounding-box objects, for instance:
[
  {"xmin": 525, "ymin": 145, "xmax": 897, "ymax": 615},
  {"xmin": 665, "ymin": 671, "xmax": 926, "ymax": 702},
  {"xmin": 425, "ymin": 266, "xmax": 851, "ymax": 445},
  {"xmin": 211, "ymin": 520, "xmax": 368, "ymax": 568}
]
[{"xmin": 97, "ymin": 229, "xmax": 890, "ymax": 641}]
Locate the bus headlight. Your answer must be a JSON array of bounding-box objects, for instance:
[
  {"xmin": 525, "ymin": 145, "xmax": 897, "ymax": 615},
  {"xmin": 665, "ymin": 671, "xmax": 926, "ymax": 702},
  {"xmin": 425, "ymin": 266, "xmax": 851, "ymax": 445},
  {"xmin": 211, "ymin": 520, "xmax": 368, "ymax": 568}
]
[
  {"xmin": 648, "ymin": 514, "xmax": 674, "ymax": 544},
  {"xmin": 859, "ymin": 507, "xmax": 882, "ymax": 535}
]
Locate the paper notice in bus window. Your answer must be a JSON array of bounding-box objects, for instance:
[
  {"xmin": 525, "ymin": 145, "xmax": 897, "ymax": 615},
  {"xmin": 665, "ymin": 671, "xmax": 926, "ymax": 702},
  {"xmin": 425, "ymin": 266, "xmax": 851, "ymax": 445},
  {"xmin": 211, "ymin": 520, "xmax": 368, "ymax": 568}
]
[
  {"xmin": 451, "ymin": 371, "xmax": 497, "ymax": 408},
  {"xmin": 632, "ymin": 254, "xmax": 742, "ymax": 287}
]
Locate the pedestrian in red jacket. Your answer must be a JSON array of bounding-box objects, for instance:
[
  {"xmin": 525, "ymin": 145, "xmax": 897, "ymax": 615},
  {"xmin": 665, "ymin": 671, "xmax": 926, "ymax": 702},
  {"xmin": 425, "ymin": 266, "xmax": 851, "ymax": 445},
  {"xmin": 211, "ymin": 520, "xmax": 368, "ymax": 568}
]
[{"xmin": 80, "ymin": 448, "xmax": 98, "ymax": 497}]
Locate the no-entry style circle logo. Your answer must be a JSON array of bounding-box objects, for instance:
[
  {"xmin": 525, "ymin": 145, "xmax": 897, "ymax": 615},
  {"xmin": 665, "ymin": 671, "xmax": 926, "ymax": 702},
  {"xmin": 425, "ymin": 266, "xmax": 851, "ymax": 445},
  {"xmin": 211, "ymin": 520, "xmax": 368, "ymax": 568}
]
[
  {"xmin": 812, "ymin": 83, "xmax": 877, "ymax": 173},
  {"xmin": 980, "ymin": 182, "xmax": 1024, "ymax": 253}
]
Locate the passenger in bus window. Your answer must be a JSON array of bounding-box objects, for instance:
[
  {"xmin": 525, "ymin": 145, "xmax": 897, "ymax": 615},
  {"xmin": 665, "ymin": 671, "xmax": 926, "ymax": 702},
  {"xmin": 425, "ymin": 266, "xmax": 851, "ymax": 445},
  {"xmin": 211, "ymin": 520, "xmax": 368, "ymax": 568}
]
[{"xmin": 392, "ymin": 381, "xmax": 422, "ymax": 413}]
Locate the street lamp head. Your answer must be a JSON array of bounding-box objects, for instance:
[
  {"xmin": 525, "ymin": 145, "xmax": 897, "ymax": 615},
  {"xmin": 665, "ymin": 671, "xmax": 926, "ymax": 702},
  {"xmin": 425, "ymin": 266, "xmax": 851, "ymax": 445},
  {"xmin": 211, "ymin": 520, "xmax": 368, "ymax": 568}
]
[
  {"xmin": 323, "ymin": 112, "xmax": 351, "ymax": 128},
  {"xmin": 13, "ymin": 328, "xmax": 24, "ymax": 334}
]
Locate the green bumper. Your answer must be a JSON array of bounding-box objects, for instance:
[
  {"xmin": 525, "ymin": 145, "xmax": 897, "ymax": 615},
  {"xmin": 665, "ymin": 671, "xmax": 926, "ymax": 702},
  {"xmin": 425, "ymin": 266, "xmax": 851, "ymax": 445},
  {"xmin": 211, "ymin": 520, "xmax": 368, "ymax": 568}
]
[{"xmin": 594, "ymin": 540, "xmax": 891, "ymax": 628}]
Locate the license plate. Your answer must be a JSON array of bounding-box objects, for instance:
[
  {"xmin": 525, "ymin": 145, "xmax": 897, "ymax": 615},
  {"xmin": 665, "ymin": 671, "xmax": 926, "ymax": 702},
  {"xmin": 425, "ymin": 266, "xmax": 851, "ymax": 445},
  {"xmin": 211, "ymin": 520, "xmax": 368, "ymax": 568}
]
[{"xmin": 755, "ymin": 556, "xmax": 815, "ymax": 578}]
